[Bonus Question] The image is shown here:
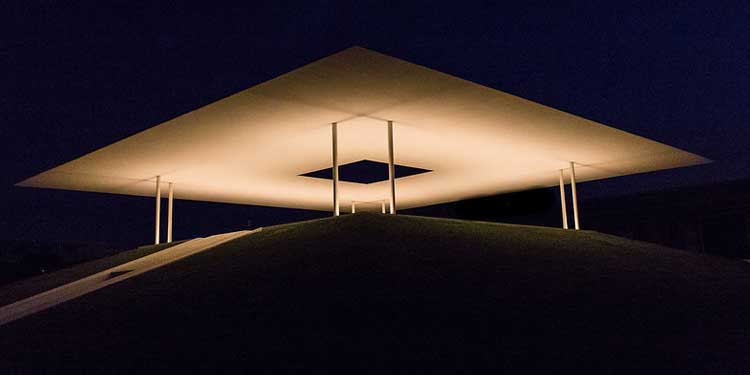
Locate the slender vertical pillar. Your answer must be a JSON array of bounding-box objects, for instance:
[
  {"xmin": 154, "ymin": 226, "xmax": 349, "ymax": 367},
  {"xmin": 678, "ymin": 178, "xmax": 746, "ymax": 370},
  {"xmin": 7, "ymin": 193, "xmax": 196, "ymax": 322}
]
[
  {"xmin": 332, "ymin": 123, "xmax": 340, "ymax": 216},
  {"xmin": 167, "ymin": 182, "xmax": 174, "ymax": 243},
  {"xmin": 559, "ymin": 170, "xmax": 569, "ymax": 229},
  {"xmin": 570, "ymin": 162, "xmax": 580, "ymax": 230},
  {"xmin": 154, "ymin": 176, "xmax": 161, "ymax": 245},
  {"xmin": 351, "ymin": 201, "xmax": 356, "ymax": 214},
  {"xmin": 387, "ymin": 120, "xmax": 396, "ymax": 214},
  {"xmin": 381, "ymin": 201, "xmax": 386, "ymax": 214}
]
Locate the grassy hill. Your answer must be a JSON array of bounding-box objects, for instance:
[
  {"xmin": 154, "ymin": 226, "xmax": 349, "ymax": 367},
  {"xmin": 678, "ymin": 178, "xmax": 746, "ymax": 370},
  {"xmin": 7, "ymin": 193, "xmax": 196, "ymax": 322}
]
[
  {"xmin": 0, "ymin": 241, "xmax": 182, "ymax": 307},
  {"xmin": 1, "ymin": 213, "xmax": 749, "ymax": 373}
]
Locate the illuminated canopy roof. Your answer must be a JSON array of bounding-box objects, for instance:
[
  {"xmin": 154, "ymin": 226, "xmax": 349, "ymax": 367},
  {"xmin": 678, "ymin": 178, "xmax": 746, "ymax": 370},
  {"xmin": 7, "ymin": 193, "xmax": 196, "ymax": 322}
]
[{"xmin": 18, "ymin": 47, "xmax": 708, "ymax": 211}]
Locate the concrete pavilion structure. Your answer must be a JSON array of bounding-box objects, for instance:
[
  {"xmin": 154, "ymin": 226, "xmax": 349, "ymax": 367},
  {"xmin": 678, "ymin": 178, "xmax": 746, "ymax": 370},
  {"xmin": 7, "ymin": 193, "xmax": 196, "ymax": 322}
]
[{"xmin": 17, "ymin": 47, "xmax": 709, "ymax": 243}]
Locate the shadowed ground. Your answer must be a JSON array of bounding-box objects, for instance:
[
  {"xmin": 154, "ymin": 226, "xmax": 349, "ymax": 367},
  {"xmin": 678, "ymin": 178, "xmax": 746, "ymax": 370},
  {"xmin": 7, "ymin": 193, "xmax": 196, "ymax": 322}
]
[
  {"xmin": 0, "ymin": 241, "xmax": 182, "ymax": 307},
  {"xmin": 1, "ymin": 213, "xmax": 748, "ymax": 373}
]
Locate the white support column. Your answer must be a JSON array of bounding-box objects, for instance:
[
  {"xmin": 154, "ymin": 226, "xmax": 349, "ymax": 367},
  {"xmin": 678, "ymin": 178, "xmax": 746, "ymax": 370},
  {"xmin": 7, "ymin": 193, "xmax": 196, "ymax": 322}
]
[
  {"xmin": 387, "ymin": 120, "xmax": 396, "ymax": 214},
  {"xmin": 154, "ymin": 176, "xmax": 161, "ymax": 245},
  {"xmin": 570, "ymin": 162, "xmax": 580, "ymax": 230},
  {"xmin": 559, "ymin": 170, "xmax": 569, "ymax": 230},
  {"xmin": 381, "ymin": 201, "xmax": 386, "ymax": 214},
  {"xmin": 332, "ymin": 123, "xmax": 340, "ymax": 216},
  {"xmin": 351, "ymin": 201, "xmax": 356, "ymax": 214},
  {"xmin": 167, "ymin": 182, "xmax": 174, "ymax": 243}
]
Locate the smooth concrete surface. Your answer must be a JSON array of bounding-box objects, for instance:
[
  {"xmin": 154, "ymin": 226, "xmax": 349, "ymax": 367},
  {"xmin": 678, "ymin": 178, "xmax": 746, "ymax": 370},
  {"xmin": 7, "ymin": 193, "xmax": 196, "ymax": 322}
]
[
  {"xmin": 0, "ymin": 229, "xmax": 259, "ymax": 327},
  {"xmin": 17, "ymin": 47, "xmax": 708, "ymax": 212}
]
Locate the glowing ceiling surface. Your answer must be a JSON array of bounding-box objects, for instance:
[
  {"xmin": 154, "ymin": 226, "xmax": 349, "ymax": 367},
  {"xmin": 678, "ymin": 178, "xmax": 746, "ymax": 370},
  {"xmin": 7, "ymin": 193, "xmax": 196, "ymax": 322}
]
[{"xmin": 18, "ymin": 47, "xmax": 709, "ymax": 211}]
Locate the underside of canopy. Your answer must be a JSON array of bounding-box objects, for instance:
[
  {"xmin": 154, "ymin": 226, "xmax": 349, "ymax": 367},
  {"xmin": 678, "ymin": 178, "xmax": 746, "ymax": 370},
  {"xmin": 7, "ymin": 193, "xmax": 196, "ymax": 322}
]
[{"xmin": 18, "ymin": 47, "xmax": 709, "ymax": 211}]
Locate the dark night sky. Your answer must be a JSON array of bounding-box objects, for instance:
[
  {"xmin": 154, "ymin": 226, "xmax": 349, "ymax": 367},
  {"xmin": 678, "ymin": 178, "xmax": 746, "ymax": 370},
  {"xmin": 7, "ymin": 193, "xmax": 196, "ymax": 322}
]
[{"xmin": 2, "ymin": 2, "xmax": 750, "ymax": 247}]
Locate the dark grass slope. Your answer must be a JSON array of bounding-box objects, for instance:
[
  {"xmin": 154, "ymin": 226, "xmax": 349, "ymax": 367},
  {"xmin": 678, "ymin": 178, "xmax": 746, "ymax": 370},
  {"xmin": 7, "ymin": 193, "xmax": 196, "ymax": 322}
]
[
  {"xmin": 1, "ymin": 213, "xmax": 749, "ymax": 373},
  {"xmin": 0, "ymin": 241, "xmax": 182, "ymax": 306}
]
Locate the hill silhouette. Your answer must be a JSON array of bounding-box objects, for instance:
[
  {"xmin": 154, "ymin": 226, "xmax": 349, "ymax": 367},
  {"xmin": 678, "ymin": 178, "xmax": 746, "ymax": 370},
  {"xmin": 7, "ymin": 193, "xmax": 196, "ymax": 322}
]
[{"xmin": 1, "ymin": 213, "xmax": 748, "ymax": 373}]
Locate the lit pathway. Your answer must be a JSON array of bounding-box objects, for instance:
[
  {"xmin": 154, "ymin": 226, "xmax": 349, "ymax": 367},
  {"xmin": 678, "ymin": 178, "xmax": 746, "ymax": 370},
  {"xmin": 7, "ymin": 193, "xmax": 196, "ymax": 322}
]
[{"xmin": 0, "ymin": 228, "xmax": 260, "ymax": 327}]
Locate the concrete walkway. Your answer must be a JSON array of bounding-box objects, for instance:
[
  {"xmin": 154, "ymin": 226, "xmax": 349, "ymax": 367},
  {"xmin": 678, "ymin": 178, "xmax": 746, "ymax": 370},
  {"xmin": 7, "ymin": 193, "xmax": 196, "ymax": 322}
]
[{"xmin": 0, "ymin": 229, "xmax": 259, "ymax": 327}]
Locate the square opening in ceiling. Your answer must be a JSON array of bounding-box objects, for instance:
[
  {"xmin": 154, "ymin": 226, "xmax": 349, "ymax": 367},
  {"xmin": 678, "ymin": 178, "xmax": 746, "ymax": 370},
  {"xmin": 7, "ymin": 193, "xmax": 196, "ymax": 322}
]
[{"xmin": 300, "ymin": 160, "xmax": 431, "ymax": 184}]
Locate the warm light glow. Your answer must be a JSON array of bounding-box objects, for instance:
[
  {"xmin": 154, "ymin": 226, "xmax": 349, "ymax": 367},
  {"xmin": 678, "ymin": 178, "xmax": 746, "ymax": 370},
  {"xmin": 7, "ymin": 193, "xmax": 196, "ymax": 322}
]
[{"xmin": 16, "ymin": 47, "xmax": 709, "ymax": 211}]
